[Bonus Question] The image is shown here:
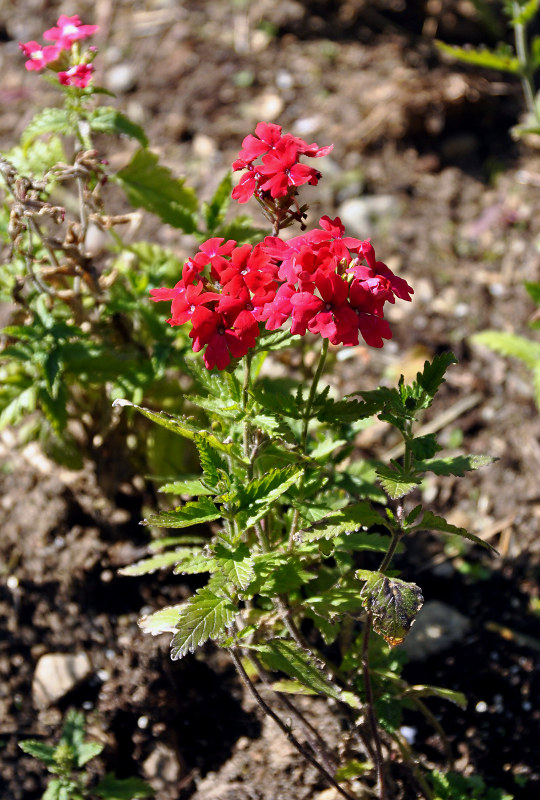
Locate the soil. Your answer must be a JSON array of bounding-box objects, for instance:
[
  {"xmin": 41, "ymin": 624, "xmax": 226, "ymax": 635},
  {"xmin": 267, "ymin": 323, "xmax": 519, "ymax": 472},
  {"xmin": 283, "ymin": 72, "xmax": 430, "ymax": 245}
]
[{"xmin": 1, "ymin": 2, "xmax": 540, "ymax": 799}]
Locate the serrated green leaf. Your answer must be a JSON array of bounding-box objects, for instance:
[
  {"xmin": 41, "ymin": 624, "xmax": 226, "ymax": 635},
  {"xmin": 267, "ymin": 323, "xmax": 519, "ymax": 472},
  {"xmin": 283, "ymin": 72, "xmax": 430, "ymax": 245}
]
[
  {"xmin": 295, "ymin": 502, "xmax": 386, "ymax": 543},
  {"xmin": 19, "ymin": 740, "xmax": 56, "ymax": 766},
  {"xmin": 436, "ymin": 41, "xmax": 520, "ymax": 73},
  {"xmin": 112, "ymin": 399, "xmax": 248, "ymax": 463},
  {"xmin": 252, "ymin": 638, "xmax": 341, "ymax": 700},
  {"xmin": 471, "ymin": 330, "xmax": 540, "ymax": 369},
  {"xmin": 377, "ymin": 465, "xmax": 420, "ymax": 500},
  {"xmin": 88, "ymin": 107, "xmax": 148, "ymax": 147},
  {"xmin": 238, "ymin": 466, "xmax": 303, "ymax": 528},
  {"xmin": 95, "ymin": 773, "xmax": 155, "ymax": 799},
  {"xmin": 249, "ymin": 553, "xmax": 315, "ymax": 595},
  {"xmin": 253, "ymin": 329, "xmax": 301, "ymax": 354},
  {"xmin": 142, "ymin": 496, "xmax": 221, "ymax": 529},
  {"xmin": 415, "ymin": 353, "xmax": 458, "ymax": 402},
  {"xmin": 115, "ymin": 149, "xmax": 198, "ymax": 231},
  {"xmin": 174, "ymin": 552, "xmax": 218, "ymax": 575},
  {"xmin": 361, "ymin": 573, "xmax": 424, "ymax": 647},
  {"xmin": 194, "ymin": 432, "xmax": 227, "ymax": 489},
  {"xmin": 21, "ymin": 108, "xmax": 73, "ymax": 147},
  {"xmin": 215, "ymin": 543, "xmax": 254, "ymax": 590},
  {"xmin": 415, "ymin": 454, "xmax": 495, "ymax": 476},
  {"xmin": 119, "ymin": 549, "xmax": 198, "ymax": 576},
  {"xmin": 411, "ymin": 510, "xmax": 498, "ymax": 553},
  {"xmin": 159, "ymin": 479, "xmax": 214, "ymax": 496},
  {"xmin": 138, "ymin": 604, "xmax": 183, "ymax": 635},
  {"xmin": 170, "ymin": 588, "xmax": 238, "ymax": 659}
]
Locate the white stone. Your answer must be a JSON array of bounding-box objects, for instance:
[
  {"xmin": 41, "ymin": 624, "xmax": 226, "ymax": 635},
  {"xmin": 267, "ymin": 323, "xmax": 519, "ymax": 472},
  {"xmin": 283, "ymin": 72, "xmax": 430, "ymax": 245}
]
[{"xmin": 32, "ymin": 652, "xmax": 92, "ymax": 708}]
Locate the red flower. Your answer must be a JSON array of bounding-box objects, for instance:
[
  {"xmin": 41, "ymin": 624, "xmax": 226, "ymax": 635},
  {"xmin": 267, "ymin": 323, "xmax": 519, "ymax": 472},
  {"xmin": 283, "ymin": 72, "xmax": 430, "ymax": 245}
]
[
  {"xmin": 19, "ymin": 41, "xmax": 63, "ymax": 71},
  {"xmin": 190, "ymin": 305, "xmax": 259, "ymax": 370},
  {"xmin": 258, "ymin": 141, "xmax": 320, "ymax": 199},
  {"xmin": 58, "ymin": 63, "xmax": 94, "ymax": 88},
  {"xmin": 44, "ymin": 15, "xmax": 98, "ymax": 48}
]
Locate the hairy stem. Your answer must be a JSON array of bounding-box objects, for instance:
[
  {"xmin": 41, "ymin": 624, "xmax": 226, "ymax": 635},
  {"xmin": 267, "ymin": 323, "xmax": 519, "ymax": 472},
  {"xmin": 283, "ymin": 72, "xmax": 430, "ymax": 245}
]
[{"xmin": 228, "ymin": 646, "xmax": 358, "ymax": 800}]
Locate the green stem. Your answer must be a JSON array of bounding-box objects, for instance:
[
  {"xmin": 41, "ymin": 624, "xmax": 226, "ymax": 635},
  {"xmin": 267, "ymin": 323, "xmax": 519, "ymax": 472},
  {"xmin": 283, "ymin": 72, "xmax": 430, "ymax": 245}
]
[
  {"xmin": 513, "ymin": 1, "xmax": 538, "ymax": 121},
  {"xmin": 289, "ymin": 338, "xmax": 330, "ymax": 549},
  {"xmin": 301, "ymin": 337, "xmax": 329, "ymax": 449}
]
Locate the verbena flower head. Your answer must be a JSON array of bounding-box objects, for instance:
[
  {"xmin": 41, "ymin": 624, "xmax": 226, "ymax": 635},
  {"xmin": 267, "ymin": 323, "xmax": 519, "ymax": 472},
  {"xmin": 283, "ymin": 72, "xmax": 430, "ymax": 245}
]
[
  {"xmin": 44, "ymin": 15, "xmax": 99, "ymax": 48},
  {"xmin": 19, "ymin": 17, "xmax": 98, "ymax": 87},
  {"xmin": 232, "ymin": 122, "xmax": 333, "ymax": 204},
  {"xmin": 151, "ymin": 125, "xmax": 412, "ymax": 369}
]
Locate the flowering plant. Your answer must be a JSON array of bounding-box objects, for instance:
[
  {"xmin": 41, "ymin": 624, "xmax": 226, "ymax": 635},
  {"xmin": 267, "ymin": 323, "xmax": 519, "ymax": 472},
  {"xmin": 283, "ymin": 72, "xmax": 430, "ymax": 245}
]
[
  {"xmin": 116, "ymin": 124, "xmax": 495, "ymax": 800},
  {"xmin": 1, "ymin": 16, "xmax": 499, "ymax": 800}
]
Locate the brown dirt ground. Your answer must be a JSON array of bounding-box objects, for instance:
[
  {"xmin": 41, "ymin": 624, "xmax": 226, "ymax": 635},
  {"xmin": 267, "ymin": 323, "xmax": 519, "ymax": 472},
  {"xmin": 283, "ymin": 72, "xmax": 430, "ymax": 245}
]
[{"xmin": 1, "ymin": 1, "xmax": 540, "ymax": 799}]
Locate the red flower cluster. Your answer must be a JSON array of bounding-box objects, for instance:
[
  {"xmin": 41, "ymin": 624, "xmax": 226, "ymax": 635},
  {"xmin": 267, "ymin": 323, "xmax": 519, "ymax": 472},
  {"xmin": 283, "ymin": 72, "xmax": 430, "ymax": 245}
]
[
  {"xmin": 151, "ymin": 217, "xmax": 412, "ymax": 370},
  {"xmin": 19, "ymin": 15, "xmax": 97, "ymax": 88},
  {"xmin": 232, "ymin": 122, "xmax": 333, "ymax": 204}
]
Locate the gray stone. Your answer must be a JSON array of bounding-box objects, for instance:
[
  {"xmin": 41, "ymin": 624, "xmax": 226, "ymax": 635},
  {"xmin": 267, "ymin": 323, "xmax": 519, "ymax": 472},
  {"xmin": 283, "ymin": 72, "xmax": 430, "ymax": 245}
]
[
  {"xmin": 400, "ymin": 600, "xmax": 471, "ymax": 661},
  {"xmin": 143, "ymin": 743, "xmax": 184, "ymax": 792},
  {"xmin": 33, "ymin": 652, "xmax": 92, "ymax": 707},
  {"xmin": 337, "ymin": 195, "xmax": 402, "ymax": 238}
]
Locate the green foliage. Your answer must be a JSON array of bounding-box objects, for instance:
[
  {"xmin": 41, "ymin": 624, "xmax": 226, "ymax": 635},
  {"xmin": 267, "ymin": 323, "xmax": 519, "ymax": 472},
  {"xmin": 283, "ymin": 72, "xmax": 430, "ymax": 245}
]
[
  {"xmin": 19, "ymin": 709, "xmax": 154, "ymax": 800},
  {"xmin": 170, "ymin": 587, "xmax": 239, "ymax": 659},
  {"xmin": 472, "ymin": 329, "xmax": 540, "ymax": 408},
  {"xmin": 428, "ymin": 769, "xmax": 514, "ymax": 800},
  {"xmin": 114, "ymin": 148, "xmax": 198, "ymax": 232},
  {"xmin": 87, "ymin": 107, "xmax": 149, "ymax": 147}
]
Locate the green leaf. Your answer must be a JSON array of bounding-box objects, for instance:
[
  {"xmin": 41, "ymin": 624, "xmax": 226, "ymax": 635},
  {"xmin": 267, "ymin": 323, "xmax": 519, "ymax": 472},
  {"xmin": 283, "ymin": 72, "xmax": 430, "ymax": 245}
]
[
  {"xmin": 249, "ymin": 553, "xmax": 315, "ymax": 595},
  {"xmin": 360, "ymin": 573, "xmax": 424, "ymax": 647},
  {"xmin": 415, "ymin": 454, "xmax": 495, "ymax": 476},
  {"xmin": 376, "ymin": 465, "xmax": 420, "ymax": 500},
  {"xmin": 252, "ymin": 639, "xmax": 342, "ymax": 700},
  {"xmin": 471, "ymin": 330, "xmax": 540, "ymax": 369},
  {"xmin": 410, "ymin": 510, "xmax": 498, "ymax": 553},
  {"xmin": 170, "ymin": 587, "xmax": 238, "ymax": 659},
  {"xmin": 88, "ymin": 107, "xmax": 149, "ymax": 147},
  {"xmin": 42, "ymin": 781, "xmax": 68, "ymax": 800},
  {"xmin": 138, "ymin": 604, "xmax": 184, "ymax": 635},
  {"xmin": 0, "ymin": 385, "xmax": 37, "ymax": 429},
  {"xmin": 405, "ymin": 684, "xmax": 467, "ymax": 709},
  {"xmin": 294, "ymin": 502, "xmax": 386, "ymax": 543},
  {"xmin": 159, "ymin": 479, "xmax": 214, "ymax": 496},
  {"xmin": 410, "ymin": 434, "xmax": 442, "ymax": 460},
  {"xmin": 95, "ymin": 773, "xmax": 155, "ymax": 799},
  {"xmin": 19, "ymin": 740, "xmax": 56, "ymax": 766},
  {"xmin": 114, "ymin": 149, "xmax": 198, "ymax": 232},
  {"xmin": 119, "ymin": 549, "xmax": 198, "ymax": 576},
  {"xmin": 202, "ymin": 171, "xmax": 232, "ymax": 232},
  {"xmin": 174, "ymin": 552, "xmax": 217, "ymax": 574},
  {"xmin": 76, "ymin": 741, "xmax": 103, "ymax": 767},
  {"xmin": 525, "ymin": 280, "xmax": 540, "ymax": 305},
  {"xmin": 194, "ymin": 432, "xmax": 227, "ymax": 489},
  {"xmin": 436, "ymin": 41, "xmax": 520, "ymax": 73},
  {"xmin": 415, "ymin": 352, "xmax": 458, "ymax": 403},
  {"xmin": 112, "ymin": 399, "xmax": 247, "ymax": 463},
  {"xmin": 21, "ymin": 108, "xmax": 73, "ymax": 147},
  {"xmin": 142, "ymin": 496, "xmax": 221, "ymax": 529},
  {"xmin": 238, "ymin": 466, "xmax": 303, "ymax": 527},
  {"xmin": 215, "ymin": 542, "xmax": 254, "ymax": 590}
]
